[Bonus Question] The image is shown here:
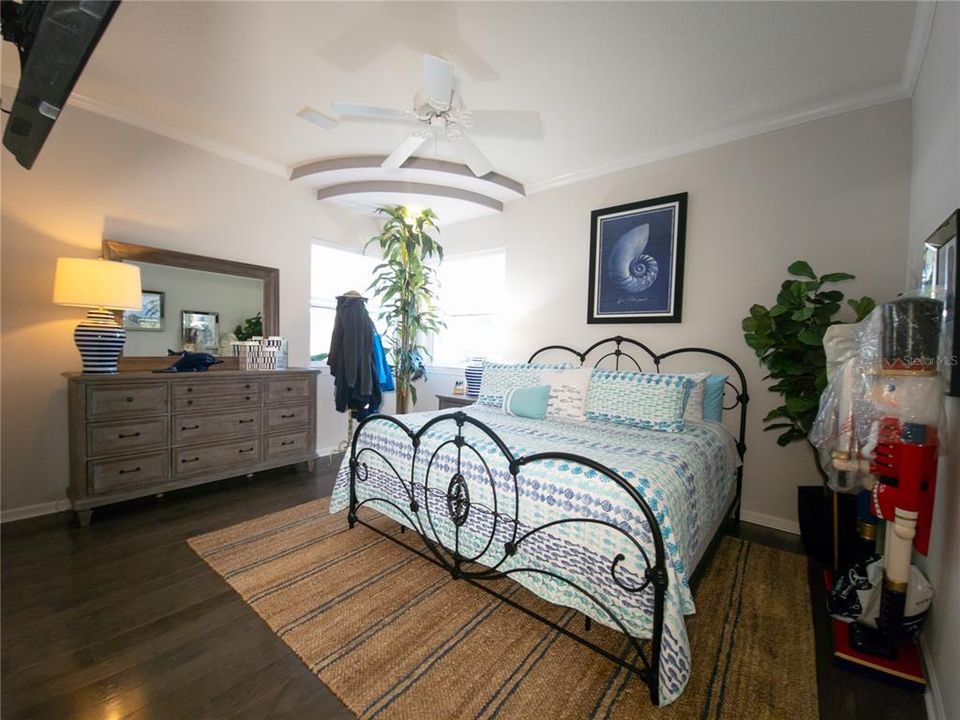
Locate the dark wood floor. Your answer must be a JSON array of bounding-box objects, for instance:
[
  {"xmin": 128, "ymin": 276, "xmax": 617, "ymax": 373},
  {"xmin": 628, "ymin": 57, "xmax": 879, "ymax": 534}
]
[{"xmin": 1, "ymin": 461, "xmax": 926, "ymax": 720}]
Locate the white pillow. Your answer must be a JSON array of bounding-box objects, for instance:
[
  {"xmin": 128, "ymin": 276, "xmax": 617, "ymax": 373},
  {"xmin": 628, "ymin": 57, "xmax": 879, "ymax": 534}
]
[
  {"xmin": 681, "ymin": 372, "xmax": 711, "ymax": 422},
  {"xmin": 542, "ymin": 367, "xmax": 592, "ymax": 421}
]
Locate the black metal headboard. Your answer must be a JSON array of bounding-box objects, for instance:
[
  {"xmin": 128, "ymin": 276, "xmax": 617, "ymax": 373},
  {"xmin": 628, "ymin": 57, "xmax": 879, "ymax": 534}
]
[{"xmin": 528, "ymin": 335, "xmax": 749, "ymax": 514}]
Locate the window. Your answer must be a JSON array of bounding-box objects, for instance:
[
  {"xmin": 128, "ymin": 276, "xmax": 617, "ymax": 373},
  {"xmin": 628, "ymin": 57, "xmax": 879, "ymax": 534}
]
[
  {"xmin": 431, "ymin": 248, "xmax": 506, "ymax": 367},
  {"xmin": 310, "ymin": 244, "xmax": 380, "ymax": 362}
]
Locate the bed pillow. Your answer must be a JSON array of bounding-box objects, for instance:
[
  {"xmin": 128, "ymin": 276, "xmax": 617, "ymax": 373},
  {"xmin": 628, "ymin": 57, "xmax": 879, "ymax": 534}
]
[
  {"xmin": 477, "ymin": 361, "xmax": 573, "ymax": 407},
  {"xmin": 585, "ymin": 370, "xmax": 693, "ymax": 432},
  {"xmin": 542, "ymin": 367, "xmax": 592, "ymax": 421},
  {"xmin": 679, "ymin": 372, "xmax": 711, "ymax": 422},
  {"xmin": 502, "ymin": 385, "xmax": 552, "ymax": 420},
  {"xmin": 703, "ymin": 375, "xmax": 728, "ymax": 422}
]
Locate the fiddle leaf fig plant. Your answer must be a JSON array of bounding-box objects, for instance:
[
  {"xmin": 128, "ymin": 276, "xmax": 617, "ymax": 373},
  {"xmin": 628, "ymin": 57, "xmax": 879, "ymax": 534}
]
[
  {"xmin": 366, "ymin": 205, "xmax": 445, "ymax": 414},
  {"xmin": 742, "ymin": 260, "xmax": 874, "ymax": 479},
  {"xmin": 233, "ymin": 312, "xmax": 263, "ymax": 341}
]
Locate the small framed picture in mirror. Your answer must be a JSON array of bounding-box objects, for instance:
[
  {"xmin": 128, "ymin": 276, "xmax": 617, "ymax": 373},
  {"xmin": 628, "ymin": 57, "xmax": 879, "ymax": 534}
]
[
  {"xmin": 123, "ymin": 290, "xmax": 165, "ymax": 331},
  {"xmin": 181, "ymin": 310, "xmax": 220, "ymax": 353},
  {"xmin": 922, "ymin": 209, "xmax": 959, "ymax": 396}
]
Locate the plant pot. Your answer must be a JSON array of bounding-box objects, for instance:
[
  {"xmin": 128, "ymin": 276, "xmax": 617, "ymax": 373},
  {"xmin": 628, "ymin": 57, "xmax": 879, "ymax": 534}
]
[{"xmin": 797, "ymin": 485, "xmax": 859, "ymax": 568}]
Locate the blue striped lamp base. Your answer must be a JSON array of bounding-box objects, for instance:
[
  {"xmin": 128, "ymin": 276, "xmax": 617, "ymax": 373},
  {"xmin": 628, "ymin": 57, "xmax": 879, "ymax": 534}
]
[{"xmin": 74, "ymin": 309, "xmax": 126, "ymax": 374}]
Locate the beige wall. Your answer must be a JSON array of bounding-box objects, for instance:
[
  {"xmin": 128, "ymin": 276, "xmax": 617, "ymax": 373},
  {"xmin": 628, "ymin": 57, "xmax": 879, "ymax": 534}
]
[
  {"xmin": 906, "ymin": 3, "xmax": 960, "ymax": 718},
  {"xmin": 439, "ymin": 101, "xmax": 912, "ymax": 531},
  {"xmin": 1, "ymin": 102, "xmax": 377, "ymax": 515}
]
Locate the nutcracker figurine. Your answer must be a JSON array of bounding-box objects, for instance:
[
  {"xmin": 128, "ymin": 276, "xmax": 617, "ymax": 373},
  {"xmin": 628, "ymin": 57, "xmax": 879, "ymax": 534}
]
[{"xmin": 826, "ymin": 297, "xmax": 943, "ymax": 661}]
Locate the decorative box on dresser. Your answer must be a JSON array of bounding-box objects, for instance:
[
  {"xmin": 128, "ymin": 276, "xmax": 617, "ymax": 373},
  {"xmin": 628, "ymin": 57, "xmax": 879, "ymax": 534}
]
[{"xmin": 65, "ymin": 368, "xmax": 320, "ymax": 526}]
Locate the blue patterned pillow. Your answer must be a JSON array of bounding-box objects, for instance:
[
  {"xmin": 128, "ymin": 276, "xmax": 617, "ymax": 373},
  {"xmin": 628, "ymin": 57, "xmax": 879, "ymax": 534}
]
[
  {"xmin": 703, "ymin": 375, "xmax": 728, "ymax": 421},
  {"xmin": 477, "ymin": 361, "xmax": 573, "ymax": 407},
  {"xmin": 585, "ymin": 370, "xmax": 693, "ymax": 432}
]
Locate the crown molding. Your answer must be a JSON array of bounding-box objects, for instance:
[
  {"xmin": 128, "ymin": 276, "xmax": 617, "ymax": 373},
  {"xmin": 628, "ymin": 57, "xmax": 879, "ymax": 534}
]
[
  {"xmin": 526, "ymin": 82, "xmax": 909, "ymax": 195},
  {"xmin": 901, "ymin": 1, "xmax": 937, "ymax": 98},
  {"xmin": 1, "ymin": 72, "xmax": 287, "ymax": 178},
  {"xmin": 4, "ymin": 1, "xmax": 931, "ymax": 195}
]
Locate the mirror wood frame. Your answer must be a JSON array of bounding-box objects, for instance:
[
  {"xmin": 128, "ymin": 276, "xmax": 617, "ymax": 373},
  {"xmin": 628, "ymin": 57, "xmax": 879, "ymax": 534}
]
[{"xmin": 102, "ymin": 240, "xmax": 279, "ymax": 371}]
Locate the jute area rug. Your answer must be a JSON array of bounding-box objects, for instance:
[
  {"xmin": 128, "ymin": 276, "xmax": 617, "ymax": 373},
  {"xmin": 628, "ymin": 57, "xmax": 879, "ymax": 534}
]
[{"xmin": 189, "ymin": 499, "xmax": 818, "ymax": 720}]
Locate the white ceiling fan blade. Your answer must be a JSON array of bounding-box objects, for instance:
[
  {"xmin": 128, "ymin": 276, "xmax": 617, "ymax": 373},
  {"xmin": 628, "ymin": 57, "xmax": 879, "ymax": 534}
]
[
  {"xmin": 297, "ymin": 106, "xmax": 338, "ymax": 130},
  {"xmin": 451, "ymin": 134, "xmax": 493, "ymax": 177},
  {"xmin": 332, "ymin": 101, "xmax": 411, "ymax": 122},
  {"xmin": 423, "ymin": 54, "xmax": 454, "ymax": 110},
  {"xmin": 382, "ymin": 134, "xmax": 427, "ymax": 169},
  {"xmin": 466, "ymin": 110, "xmax": 542, "ymax": 139}
]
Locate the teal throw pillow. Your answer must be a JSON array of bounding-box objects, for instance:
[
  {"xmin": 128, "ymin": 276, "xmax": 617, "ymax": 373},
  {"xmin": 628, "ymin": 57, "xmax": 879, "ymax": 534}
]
[{"xmin": 502, "ymin": 384, "xmax": 552, "ymax": 420}]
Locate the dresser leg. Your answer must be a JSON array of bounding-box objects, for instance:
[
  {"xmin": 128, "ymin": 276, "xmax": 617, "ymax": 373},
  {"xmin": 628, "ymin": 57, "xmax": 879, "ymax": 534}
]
[
  {"xmin": 306, "ymin": 459, "xmax": 316, "ymax": 473},
  {"xmin": 76, "ymin": 509, "xmax": 93, "ymax": 527}
]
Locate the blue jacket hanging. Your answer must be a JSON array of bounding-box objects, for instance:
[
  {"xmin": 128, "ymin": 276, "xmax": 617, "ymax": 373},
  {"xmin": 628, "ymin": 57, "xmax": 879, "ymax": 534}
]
[{"xmin": 372, "ymin": 331, "xmax": 394, "ymax": 391}]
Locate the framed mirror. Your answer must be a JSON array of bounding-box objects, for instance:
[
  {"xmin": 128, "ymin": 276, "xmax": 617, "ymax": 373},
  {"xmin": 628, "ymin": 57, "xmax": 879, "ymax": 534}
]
[{"xmin": 102, "ymin": 240, "xmax": 279, "ymax": 370}]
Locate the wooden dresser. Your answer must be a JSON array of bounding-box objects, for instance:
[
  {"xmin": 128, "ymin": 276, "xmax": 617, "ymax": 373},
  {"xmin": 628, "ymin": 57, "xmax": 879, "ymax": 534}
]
[{"xmin": 65, "ymin": 368, "xmax": 320, "ymax": 526}]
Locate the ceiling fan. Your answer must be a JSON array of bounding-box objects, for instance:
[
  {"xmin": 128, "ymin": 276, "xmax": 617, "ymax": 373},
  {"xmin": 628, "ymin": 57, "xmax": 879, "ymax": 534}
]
[{"xmin": 299, "ymin": 54, "xmax": 541, "ymax": 178}]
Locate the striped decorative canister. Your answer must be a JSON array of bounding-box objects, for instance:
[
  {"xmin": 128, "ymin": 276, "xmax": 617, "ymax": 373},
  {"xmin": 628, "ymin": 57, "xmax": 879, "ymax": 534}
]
[
  {"xmin": 74, "ymin": 309, "xmax": 127, "ymax": 373},
  {"xmin": 464, "ymin": 358, "xmax": 484, "ymax": 397}
]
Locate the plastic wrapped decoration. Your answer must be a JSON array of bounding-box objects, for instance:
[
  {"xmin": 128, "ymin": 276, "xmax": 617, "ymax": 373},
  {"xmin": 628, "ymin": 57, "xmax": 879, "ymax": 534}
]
[
  {"xmin": 809, "ymin": 291, "xmax": 946, "ymax": 493},
  {"xmin": 827, "ymin": 554, "xmax": 934, "ymax": 637}
]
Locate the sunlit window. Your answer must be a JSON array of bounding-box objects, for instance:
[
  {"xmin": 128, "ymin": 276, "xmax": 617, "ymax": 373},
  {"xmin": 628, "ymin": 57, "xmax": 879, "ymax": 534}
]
[
  {"xmin": 432, "ymin": 248, "xmax": 506, "ymax": 367},
  {"xmin": 310, "ymin": 244, "xmax": 380, "ymax": 362}
]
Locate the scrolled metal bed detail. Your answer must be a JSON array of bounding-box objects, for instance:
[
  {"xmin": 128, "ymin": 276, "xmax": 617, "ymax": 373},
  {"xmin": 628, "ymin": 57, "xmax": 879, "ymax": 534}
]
[{"xmin": 344, "ymin": 336, "xmax": 749, "ymax": 706}]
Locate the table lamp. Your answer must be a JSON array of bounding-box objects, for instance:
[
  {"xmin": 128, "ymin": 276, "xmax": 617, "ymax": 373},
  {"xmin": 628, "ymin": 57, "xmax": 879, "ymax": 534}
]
[{"xmin": 53, "ymin": 258, "xmax": 142, "ymax": 373}]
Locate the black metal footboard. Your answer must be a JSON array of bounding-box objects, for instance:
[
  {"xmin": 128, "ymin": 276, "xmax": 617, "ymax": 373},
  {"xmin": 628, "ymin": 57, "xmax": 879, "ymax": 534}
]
[{"xmin": 347, "ymin": 410, "xmax": 669, "ymax": 705}]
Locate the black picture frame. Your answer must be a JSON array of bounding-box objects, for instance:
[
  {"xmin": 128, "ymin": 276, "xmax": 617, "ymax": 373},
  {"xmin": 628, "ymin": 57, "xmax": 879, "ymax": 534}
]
[
  {"xmin": 923, "ymin": 209, "xmax": 959, "ymax": 396},
  {"xmin": 123, "ymin": 290, "xmax": 165, "ymax": 331},
  {"xmin": 588, "ymin": 192, "xmax": 687, "ymax": 324}
]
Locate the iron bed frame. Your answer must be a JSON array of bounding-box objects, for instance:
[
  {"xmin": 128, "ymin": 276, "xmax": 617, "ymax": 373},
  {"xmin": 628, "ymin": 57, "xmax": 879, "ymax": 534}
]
[{"xmin": 346, "ymin": 336, "xmax": 749, "ymax": 706}]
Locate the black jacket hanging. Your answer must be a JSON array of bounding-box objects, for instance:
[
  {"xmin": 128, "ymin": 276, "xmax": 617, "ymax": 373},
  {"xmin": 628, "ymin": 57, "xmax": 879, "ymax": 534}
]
[{"xmin": 327, "ymin": 293, "xmax": 382, "ymax": 416}]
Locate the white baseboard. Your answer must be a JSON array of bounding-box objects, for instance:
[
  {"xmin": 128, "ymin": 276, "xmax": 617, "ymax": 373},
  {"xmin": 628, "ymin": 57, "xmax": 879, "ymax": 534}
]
[
  {"xmin": 919, "ymin": 635, "xmax": 945, "ymax": 720},
  {"xmin": 739, "ymin": 510, "xmax": 800, "ymax": 535},
  {"xmin": 0, "ymin": 499, "xmax": 69, "ymax": 523}
]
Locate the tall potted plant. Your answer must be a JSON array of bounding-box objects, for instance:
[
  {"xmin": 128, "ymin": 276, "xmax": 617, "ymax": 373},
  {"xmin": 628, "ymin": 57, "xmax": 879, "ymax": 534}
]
[
  {"xmin": 366, "ymin": 206, "xmax": 445, "ymax": 414},
  {"xmin": 742, "ymin": 261, "xmax": 874, "ymax": 565}
]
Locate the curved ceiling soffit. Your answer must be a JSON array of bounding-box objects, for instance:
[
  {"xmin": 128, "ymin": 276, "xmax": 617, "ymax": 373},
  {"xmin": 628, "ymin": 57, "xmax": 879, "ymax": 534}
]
[{"xmin": 289, "ymin": 155, "xmax": 524, "ymax": 216}]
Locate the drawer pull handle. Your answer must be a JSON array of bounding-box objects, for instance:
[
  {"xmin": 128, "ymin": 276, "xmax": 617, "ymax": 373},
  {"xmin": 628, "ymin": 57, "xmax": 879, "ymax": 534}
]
[
  {"xmin": 286, "ymin": 386, "xmax": 293, "ymax": 392},
  {"xmin": 118, "ymin": 466, "xmax": 141, "ymax": 475},
  {"xmin": 182, "ymin": 425, "xmax": 200, "ymax": 431},
  {"xmin": 125, "ymin": 396, "xmax": 134, "ymax": 403},
  {"xmin": 182, "ymin": 457, "xmax": 200, "ymax": 464},
  {"xmin": 281, "ymin": 440, "xmax": 296, "ymax": 446},
  {"xmin": 281, "ymin": 413, "xmax": 296, "ymax": 419},
  {"xmin": 186, "ymin": 400, "xmax": 193, "ymax": 406},
  {"xmin": 238, "ymin": 447, "xmax": 255, "ymax": 454},
  {"xmin": 245, "ymin": 384, "xmax": 251, "ymax": 389},
  {"xmin": 238, "ymin": 419, "xmax": 254, "ymax": 424},
  {"xmin": 118, "ymin": 432, "xmax": 141, "ymax": 439},
  {"xmin": 186, "ymin": 387, "xmax": 193, "ymax": 393},
  {"xmin": 245, "ymin": 396, "xmax": 251, "ymax": 401}
]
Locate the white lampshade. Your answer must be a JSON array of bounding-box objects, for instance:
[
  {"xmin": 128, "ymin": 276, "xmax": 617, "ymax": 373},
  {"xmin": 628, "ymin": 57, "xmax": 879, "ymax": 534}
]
[{"xmin": 53, "ymin": 258, "xmax": 142, "ymax": 311}]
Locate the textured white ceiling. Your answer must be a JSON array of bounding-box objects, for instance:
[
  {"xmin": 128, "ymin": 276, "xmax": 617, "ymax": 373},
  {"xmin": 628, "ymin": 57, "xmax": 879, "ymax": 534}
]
[{"xmin": 2, "ymin": 1, "xmax": 920, "ymax": 188}]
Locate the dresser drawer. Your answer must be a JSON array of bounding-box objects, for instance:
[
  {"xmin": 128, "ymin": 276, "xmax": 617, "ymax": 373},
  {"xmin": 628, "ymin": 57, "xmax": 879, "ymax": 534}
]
[
  {"xmin": 173, "ymin": 438, "xmax": 261, "ymax": 476},
  {"xmin": 265, "ymin": 429, "xmax": 314, "ymax": 459},
  {"xmin": 88, "ymin": 451, "xmax": 168, "ymax": 495},
  {"xmin": 173, "ymin": 408, "xmax": 261, "ymax": 445},
  {"xmin": 172, "ymin": 380, "xmax": 260, "ymax": 412},
  {"xmin": 87, "ymin": 383, "xmax": 168, "ymax": 419},
  {"xmin": 87, "ymin": 417, "xmax": 168, "ymax": 457},
  {"xmin": 264, "ymin": 376, "xmax": 312, "ymax": 404},
  {"xmin": 264, "ymin": 403, "xmax": 310, "ymax": 431}
]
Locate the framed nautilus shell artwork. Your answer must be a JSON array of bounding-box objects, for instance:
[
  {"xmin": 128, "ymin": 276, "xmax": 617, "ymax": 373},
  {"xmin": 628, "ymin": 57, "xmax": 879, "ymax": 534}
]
[{"xmin": 588, "ymin": 192, "xmax": 687, "ymax": 323}]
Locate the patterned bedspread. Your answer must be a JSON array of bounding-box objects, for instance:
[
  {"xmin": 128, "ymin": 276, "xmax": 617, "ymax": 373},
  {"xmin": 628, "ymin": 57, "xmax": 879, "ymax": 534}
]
[{"xmin": 329, "ymin": 404, "xmax": 739, "ymax": 705}]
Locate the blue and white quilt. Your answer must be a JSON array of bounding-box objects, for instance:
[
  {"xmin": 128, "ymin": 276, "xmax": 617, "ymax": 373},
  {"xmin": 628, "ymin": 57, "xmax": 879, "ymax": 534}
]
[{"xmin": 329, "ymin": 404, "xmax": 739, "ymax": 705}]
